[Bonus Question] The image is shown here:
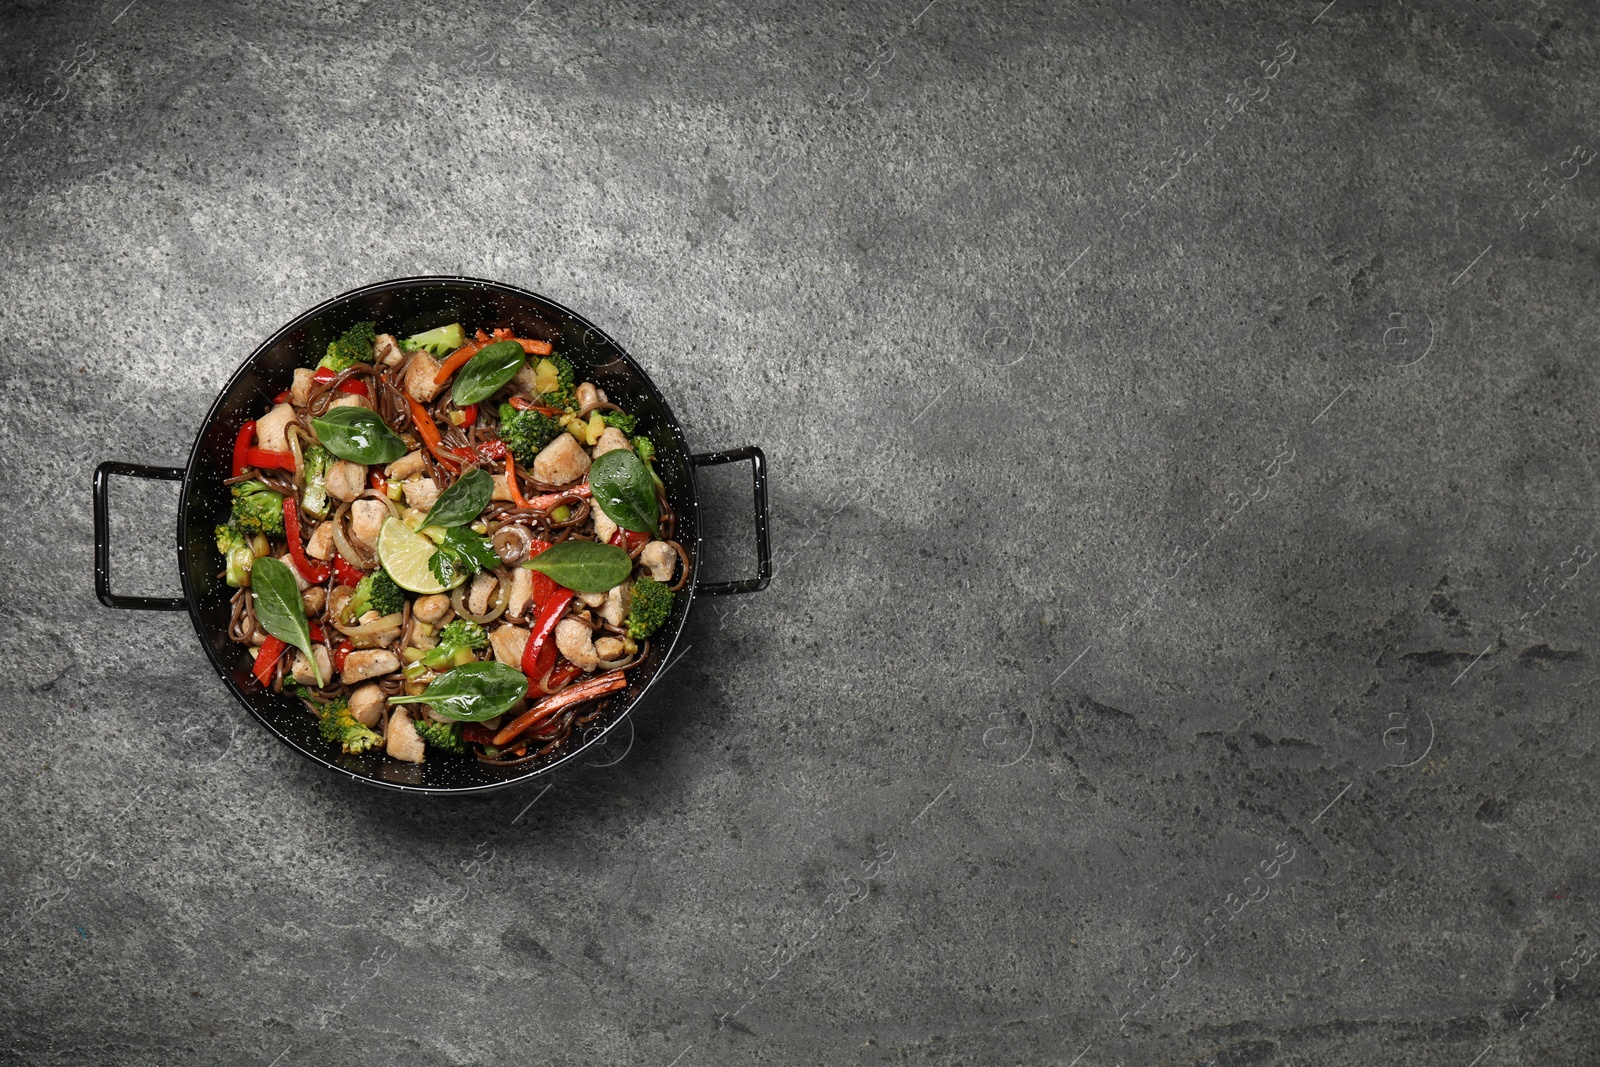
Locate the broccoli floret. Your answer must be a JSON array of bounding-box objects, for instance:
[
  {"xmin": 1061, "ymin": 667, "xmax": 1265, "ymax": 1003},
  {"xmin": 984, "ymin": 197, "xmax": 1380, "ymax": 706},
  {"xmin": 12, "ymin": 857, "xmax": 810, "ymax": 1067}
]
[
  {"xmin": 215, "ymin": 524, "xmax": 255, "ymax": 588},
  {"xmin": 413, "ymin": 717, "xmax": 465, "ymax": 755},
  {"xmin": 347, "ymin": 568, "xmax": 403, "ymax": 619},
  {"xmin": 300, "ymin": 444, "xmax": 333, "ymax": 519},
  {"xmin": 231, "ymin": 480, "xmax": 286, "ymax": 536},
  {"xmin": 632, "ymin": 435, "xmax": 656, "ymax": 465},
  {"xmin": 601, "ymin": 411, "xmax": 638, "ymax": 435},
  {"xmin": 401, "ymin": 323, "xmax": 466, "ymax": 356},
  {"xmin": 318, "ymin": 321, "xmax": 377, "ymax": 373},
  {"xmin": 422, "ymin": 618, "xmax": 488, "ymax": 669},
  {"xmin": 497, "ymin": 403, "xmax": 563, "ymax": 466},
  {"xmin": 317, "ymin": 696, "xmax": 383, "ymax": 755},
  {"xmin": 626, "ymin": 576, "xmax": 673, "ymax": 639},
  {"xmin": 539, "ymin": 353, "xmax": 576, "ymax": 408}
]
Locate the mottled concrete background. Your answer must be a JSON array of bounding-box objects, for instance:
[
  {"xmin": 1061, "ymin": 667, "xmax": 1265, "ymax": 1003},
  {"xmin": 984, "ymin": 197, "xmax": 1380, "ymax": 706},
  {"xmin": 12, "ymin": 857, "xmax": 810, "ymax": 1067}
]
[{"xmin": 2, "ymin": 0, "xmax": 1598, "ymax": 1064}]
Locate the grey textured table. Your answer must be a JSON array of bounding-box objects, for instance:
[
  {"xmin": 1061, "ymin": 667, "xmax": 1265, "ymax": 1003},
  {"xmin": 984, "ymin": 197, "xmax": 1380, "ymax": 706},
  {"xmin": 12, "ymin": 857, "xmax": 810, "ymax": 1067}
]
[{"xmin": 4, "ymin": 1, "xmax": 1599, "ymax": 1064}]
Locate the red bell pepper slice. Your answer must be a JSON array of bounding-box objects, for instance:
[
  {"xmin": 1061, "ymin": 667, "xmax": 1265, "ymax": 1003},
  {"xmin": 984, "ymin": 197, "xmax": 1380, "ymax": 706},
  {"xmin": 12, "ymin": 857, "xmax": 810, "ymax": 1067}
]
[
  {"xmin": 310, "ymin": 367, "xmax": 370, "ymax": 397},
  {"xmin": 507, "ymin": 395, "xmax": 566, "ymax": 418},
  {"xmin": 609, "ymin": 528, "xmax": 650, "ymax": 553},
  {"xmin": 519, "ymin": 540, "xmax": 574, "ymax": 693},
  {"xmin": 232, "ymin": 421, "xmax": 256, "ymax": 478},
  {"xmin": 281, "ymin": 497, "xmax": 330, "ymax": 584},
  {"xmin": 369, "ymin": 471, "xmax": 387, "ymax": 495},
  {"xmin": 332, "ymin": 556, "xmax": 365, "ymax": 588},
  {"xmin": 274, "ymin": 390, "xmax": 291, "ymax": 403},
  {"xmin": 332, "ymin": 640, "xmax": 353, "ymax": 673},
  {"xmin": 253, "ymin": 635, "xmax": 287, "ymax": 686},
  {"xmin": 477, "ymin": 439, "xmax": 507, "ymax": 462},
  {"xmin": 243, "ymin": 446, "xmax": 296, "ymax": 472},
  {"xmin": 457, "ymin": 403, "xmax": 478, "ymax": 427},
  {"xmin": 307, "ymin": 622, "xmax": 326, "ymax": 643}
]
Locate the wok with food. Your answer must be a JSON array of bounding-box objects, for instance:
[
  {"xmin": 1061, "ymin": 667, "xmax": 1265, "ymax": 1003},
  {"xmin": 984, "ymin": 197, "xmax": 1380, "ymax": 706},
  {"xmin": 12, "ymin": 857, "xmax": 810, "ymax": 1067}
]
[{"xmin": 94, "ymin": 277, "xmax": 770, "ymax": 793}]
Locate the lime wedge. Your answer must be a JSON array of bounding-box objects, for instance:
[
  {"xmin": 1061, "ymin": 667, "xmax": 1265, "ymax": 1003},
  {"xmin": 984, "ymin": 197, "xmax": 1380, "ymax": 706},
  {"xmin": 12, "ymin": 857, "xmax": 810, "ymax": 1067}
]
[{"xmin": 376, "ymin": 517, "xmax": 465, "ymax": 594}]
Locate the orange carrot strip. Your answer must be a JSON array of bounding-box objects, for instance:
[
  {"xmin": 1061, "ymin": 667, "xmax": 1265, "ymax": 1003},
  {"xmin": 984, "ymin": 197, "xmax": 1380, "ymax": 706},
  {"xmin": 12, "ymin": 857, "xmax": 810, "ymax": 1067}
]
[
  {"xmin": 492, "ymin": 672, "xmax": 628, "ymax": 746},
  {"xmin": 505, "ymin": 452, "xmax": 531, "ymax": 508},
  {"xmin": 524, "ymin": 484, "xmax": 591, "ymax": 510},
  {"xmin": 431, "ymin": 338, "xmax": 489, "ymax": 387},
  {"xmin": 406, "ymin": 394, "xmax": 460, "ymax": 473}
]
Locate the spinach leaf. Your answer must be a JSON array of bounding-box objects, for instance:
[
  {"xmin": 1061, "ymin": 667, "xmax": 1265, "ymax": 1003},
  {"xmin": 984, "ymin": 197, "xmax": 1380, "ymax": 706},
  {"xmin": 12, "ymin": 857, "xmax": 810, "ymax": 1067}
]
[
  {"xmin": 588, "ymin": 448, "xmax": 659, "ymax": 535},
  {"xmin": 451, "ymin": 340, "xmax": 526, "ymax": 406},
  {"xmin": 427, "ymin": 526, "xmax": 501, "ymax": 587},
  {"xmin": 425, "ymin": 467, "xmax": 494, "ymax": 529},
  {"xmin": 387, "ymin": 661, "xmax": 528, "ymax": 722},
  {"xmin": 524, "ymin": 539, "xmax": 633, "ymax": 593},
  {"xmin": 250, "ymin": 556, "xmax": 322, "ymax": 686},
  {"xmin": 310, "ymin": 407, "xmax": 408, "ymax": 465}
]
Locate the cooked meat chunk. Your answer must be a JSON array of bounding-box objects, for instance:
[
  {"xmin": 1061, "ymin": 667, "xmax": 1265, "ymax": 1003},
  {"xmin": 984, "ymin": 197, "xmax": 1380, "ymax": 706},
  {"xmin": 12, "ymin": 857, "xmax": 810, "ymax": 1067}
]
[
  {"xmin": 507, "ymin": 567, "xmax": 534, "ymax": 619},
  {"xmin": 591, "ymin": 500, "xmax": 618, "ymax": 546},
  {"xmin": 255, "ymin": 402, "xmax": 297, "ymax": 454},
  {"xmin": 385, "ymin": 450, "xmax": 426, "ymax": 480},
  {"xmin": 402, "ymin": 477, "xmax": 440, "ymax": 511},
  {"xmin": 413, "ymin": 594, "xmax": 451, "ymax": 624},
  {"xmin": 489, "ymin": 623, "xmax": 530, "ymax": 667},
  {"xmin": 301, "ymin": 587, "xmax": 326, "ymax": 615},
  {"xmin": 592, "ymin": 427, "xmax": 632, "ymax": 457},
  {"xmin": 386, "ymin": 707, "xmax": 425, "ymax": 764},
  {"xmin": 600, "ymin": 584, "xmax": 628, "ymax": 627},
  {"xmin": 533, "ymin": 433, "xmax": 590, "ymax": 485},
  {"xmin": 373, "ymin": 333, "xmax": 404, "ymax": 368},
  {"xmin": 291, "ymin": 368, "xmax": 316, "ymax": 408},
  {"xmin": 554, "ymin": 618, "xmax": 599, "ymax": 670},
  {"xmin": 327, "ymin": 460, "xmax": 366, "ymax": 503},
  {"xmin": 403, "ymin": 350, "xmax": 444, "ymax": 402},
  {"xmin": 341, "ymin": 649, "xmax": 400, "ymax": 684},
  {"xmin": 349, "ymin": 498, "xmax": 387, "ymax": 546},
  {"xmin": 348, "ymin": 683, "xmax": 385, "ymax": 728},
  {"xmin": 305, "ymin": 521, "xmax": 335, "ymax": 561},
  {"xmin": 594, "ymin": 635, "xmax": 627, "ymax": 660},
  {"xmin": 467, "ymin": 572, "xmax": 498, "ymax": 615},
  {"xmin": 291, "ymin": 645, "xmax": 332, "ymax": 688},
  {"xmin": 640, "ymin": 540, "xmax": 676, "ymax": 582}
]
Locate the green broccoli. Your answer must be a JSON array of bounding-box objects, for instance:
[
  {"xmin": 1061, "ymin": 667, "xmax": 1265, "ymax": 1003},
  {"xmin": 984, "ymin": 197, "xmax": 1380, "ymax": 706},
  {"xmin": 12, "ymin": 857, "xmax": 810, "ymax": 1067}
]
[
  {"xmin": 300, "ymin": 444, "xmax": 333, "ymax": 519},
  {"xmin": 632, "ymin": 435, "xmax": 656, "ymax": 465},
  {"xmin": 215, "ymin": 524, "xmax": 255, "ymax": 588},
  {"xmin": 601, "ymin": 411, "xmax": 638, "ymax": 435},
  {"xmin": 626, "ymin": 576, "xmax": 673, "ymax": 639},
  {"xmin": 413, "ymin": 717, "xmax": 466, "ymax": 754},
  {"xmin": 498, "ymin": 403, "xmax": 563, "ymax": 466},
  {"xmin": 539, "ymin": 353, "xmax": 576, "ymax": 408},
  {"xmin": 421, "ymin": 618, "xmax": 488, "ymax": 669},
  {"xmin": 401, "ymin": 323, "xmax": 466, "ymax": 356},
  {"xmin": 318, "ymin": 321, "xmax": 377, "ymax": 373},
  {"xmin": 231, "ymin": 480, "xmax": 286, "ymax": 536},
  {"xmin": 317, "ymin": 696, "xmax": 383, "ymax": 754},
  {"xmin": 347, "ymin": 568, "xmax": 403, "ymax": 619}
]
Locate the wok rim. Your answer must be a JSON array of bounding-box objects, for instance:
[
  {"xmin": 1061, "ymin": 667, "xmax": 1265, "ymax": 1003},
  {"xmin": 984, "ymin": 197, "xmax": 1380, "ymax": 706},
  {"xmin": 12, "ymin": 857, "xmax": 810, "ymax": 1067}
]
[{"xmin": 174, "ymin": 275, "xmax": 698, "ymax": 796}]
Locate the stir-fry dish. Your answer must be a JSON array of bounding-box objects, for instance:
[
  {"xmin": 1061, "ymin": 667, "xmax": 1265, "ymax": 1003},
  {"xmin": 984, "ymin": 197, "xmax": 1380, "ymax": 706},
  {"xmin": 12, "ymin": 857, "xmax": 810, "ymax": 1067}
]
[{"xmin": 215, "ymin": 321, "xmax": 687, "ymax": 766}]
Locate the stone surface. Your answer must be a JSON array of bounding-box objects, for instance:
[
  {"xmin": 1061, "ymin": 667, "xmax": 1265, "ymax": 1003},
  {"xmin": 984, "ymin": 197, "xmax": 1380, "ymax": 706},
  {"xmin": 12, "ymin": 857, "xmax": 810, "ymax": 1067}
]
[{"xmin": 3, "ymin": 0, "xmax": 1599, "ymax": 1064}]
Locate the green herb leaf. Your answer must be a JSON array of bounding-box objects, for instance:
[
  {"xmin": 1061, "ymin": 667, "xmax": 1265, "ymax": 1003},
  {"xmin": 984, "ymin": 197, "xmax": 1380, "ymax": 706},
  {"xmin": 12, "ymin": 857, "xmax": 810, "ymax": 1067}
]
[
  {"xmin": 427, "ymin": 526, "xmax": 500, "ymax": 587},
  {"xmin": 250, "ymin": 556, "xmax": 322, "ymax": 686},
  {"xmin": 425, "ymin": 467, "xmax": 494, "ymax": 529},
  {"xmin": 310, "ymin": 407, "xmax": 408, "ymax": 465},
  {"xmin": 387, "ymin": 661, "xmax": 529, "ymax": 722},
  {"xmin": 524, "ymin": 539, "xmax": 633, "ymax": 593},
  {"xmin": 588, "ymin": 448, "xmax": 659, "ymax": 535},
  {"xmin": 451, "ymin": 340, "xmax": 526, "ymax": 406}
]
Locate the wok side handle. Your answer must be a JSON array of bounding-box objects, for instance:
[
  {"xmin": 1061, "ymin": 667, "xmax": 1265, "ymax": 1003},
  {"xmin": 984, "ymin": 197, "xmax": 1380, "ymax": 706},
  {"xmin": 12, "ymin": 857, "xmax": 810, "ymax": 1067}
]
[
  {"xmin": 690, "ymin": 446, "xmax": 771, "ymax": 596},
  {"xmin": 94, "ymin": 461, "xmax": 188, "ymax": 610}
]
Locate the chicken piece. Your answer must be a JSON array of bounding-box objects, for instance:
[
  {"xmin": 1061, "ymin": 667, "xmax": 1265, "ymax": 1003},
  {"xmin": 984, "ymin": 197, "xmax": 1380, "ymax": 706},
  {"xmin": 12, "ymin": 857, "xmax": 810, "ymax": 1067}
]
[
  {"xmin": 327, "ymin": 393, "xmax": 370, "ymax": 411},
  {"xmin": 489, "ymin": 623, "xmax": 530, "ymax": 667},
  {"xmin": 591, "ymin": 500, "xmax": 618, "ymax": 546},
  {"xmin": 554, "ymin": 618, "xmax": 599, "ymax": 671},
  {"xmin": 305, "ymin": 521, "xmax": 335, "ymax": 561},
  {"xmin": 413, "ymin": 594, "xmax": 451, "ymax": 624},
  {"xmin": 576, "ymin": 382, "xmax": 604, "ymax": 409},
  {"xmin": 490, "ymin": 473, "xmax": 515, "ymax": 502},
  {"xmin": 385, "ymin": 450, "xmax": 426, "ymax": 481},
  {"xmin": 386, "ymin": 707, "xmax": 425, "ymax": 764},
  {"xmin": 467, "ymin": 572, "xmax": 497, "ymax": 615},
  {"xmin": 349, "ymin": 498, "xmax": 387, "ymax": 547},
  {"xmin": 349, "ymin": 614, "xmax": 402, "ymax": 650},
  {"xmin": 600, "ymin": 584, "xmax": 628, "ymax": 627},
  {"xmin": 592, "ymin": 427, "xmax": 632, "ymax": 458},
  {"xmin": 278, "ymin": 554, "xmax": 310, "ymax": 592},
  {"xmin": 373, "ymin": 333, "xmax": 404, "ymax": 368},
  {"xmin": 639, "ymin": 540, "xmax": 676, "ymax": 582},
  {"xmin": 402, "ymin": 477, "xmax": 440, "ymax": 511},
  {"xmin": 301, "ymin": 587, "xmax": 327, "ymax": 616},
  {"xmin": 507, "ymin": 567, "xmax": 534, "ymax": 619},
  {"xmin": 291, "ymin": 368, "xmax": 316, "ymax": 408},
  {"xmin": 255, "ymin": 402, "xmax": 297, "ymax": 454},
  {"xmin": 595, "ymin": 635, "xmax": 627, "ymax": 660},
  {"xmin": 326, "ymin": 460, "xmax": 366, "ymax": 503},
  {"xmin": 533, "ymin": 433, "xmax": 591, "ymax": 485},
  {"xmin": 578, "ymin": 591, "xmax": 607, "ymax": 609},
  {"xmin": 403, "ymin": 349, "xmax": 444, "ymax": 403},
  {"xmin": 511, "ymin": 362, "xmax": 543, "ymax": 396},
  {"xmin": 348, "ymin": 683, "xmax": 385, "ymax": 728},
  {"xmin": 341, "ymin": 649, "xmax": 400, "ymax": 684},
  {"xmin": 290, "ymin": 645, "xmax": 332, "ymax": 688}
]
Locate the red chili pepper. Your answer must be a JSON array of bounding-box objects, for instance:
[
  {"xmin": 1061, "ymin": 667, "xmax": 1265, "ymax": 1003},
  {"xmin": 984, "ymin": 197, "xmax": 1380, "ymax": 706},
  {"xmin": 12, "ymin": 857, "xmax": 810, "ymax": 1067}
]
[
  {"xmin": 252, "ymin": 635, "xmax": 287, "ymax": 686},
  {"xmin": 608, "ymin": 528, "xmax": 650, "ymax": 553},
  {"xmin": 332, "ymin": 556, "xmax": 365, "ymax": 587},
  {"xmin": 243, "ymin": 446, "xmax": 296, "ymax": 472},
  {"xmin": 281, "ymin": 497, "xmax": 330, "ymax": 584},
  {"xmin": 476, "ymin": 438, "xmax": 507, "ymax": 462},
  {"xmin": 332, "ymin": 640, "xmax": 353, "ymax": 673},
  {"xmin": 232, "ymin": 421, "xmax": 256, "ymax": 477}
]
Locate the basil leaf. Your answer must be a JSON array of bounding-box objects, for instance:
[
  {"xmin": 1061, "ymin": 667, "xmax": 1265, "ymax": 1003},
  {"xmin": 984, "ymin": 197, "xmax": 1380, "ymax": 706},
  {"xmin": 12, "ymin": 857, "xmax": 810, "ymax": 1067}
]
[
  {"xmin": 250, "ymin": 556, "xmax": 322, "ymax": 686},
  {"xmin": 451, "ymin": 340, "xmax": 526, "ymax": 406},
  {"xmin": 311, "ymin": 407, "xmax": 408, "ymax": 465},
  {"xmin": 524, "ymin": 539, "xmax": 633, "ymax": 593},
  {"xmin": 588, "ymin": 448, "xmax": 659, "ymax": 535},
  {"xmin": 387, "ymin": 661, "xmax": 528, "ymax": 722},
  {"xmin": 425, "ymin": 467, "xmax": 494, "ymax": 529}
]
